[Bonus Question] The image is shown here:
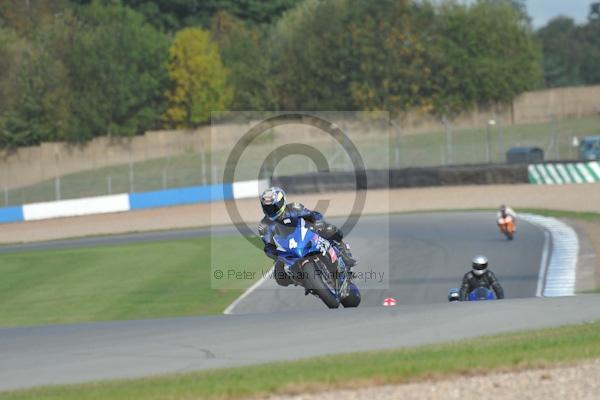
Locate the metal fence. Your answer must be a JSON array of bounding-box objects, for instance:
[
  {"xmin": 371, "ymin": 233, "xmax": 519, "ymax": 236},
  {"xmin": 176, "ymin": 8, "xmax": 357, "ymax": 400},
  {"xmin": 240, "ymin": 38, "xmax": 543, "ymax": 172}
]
[{"xmin": 1, "ymin": 114, "xmax": 598, "ymax": 207}]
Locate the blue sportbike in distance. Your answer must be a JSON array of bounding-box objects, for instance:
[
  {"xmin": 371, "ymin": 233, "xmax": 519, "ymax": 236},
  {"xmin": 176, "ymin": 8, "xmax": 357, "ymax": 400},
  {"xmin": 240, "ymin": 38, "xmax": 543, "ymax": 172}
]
[
  {"xmin": 271, "ymin": 216, "xmax": 361, "ymax": 309},
  {"xmin": 447, "ymin": 287, "xmax": 497, "ymax": 302},
  {"xmin": 468, "ymin": 287, "xmax": 496, "ymax": 301}
]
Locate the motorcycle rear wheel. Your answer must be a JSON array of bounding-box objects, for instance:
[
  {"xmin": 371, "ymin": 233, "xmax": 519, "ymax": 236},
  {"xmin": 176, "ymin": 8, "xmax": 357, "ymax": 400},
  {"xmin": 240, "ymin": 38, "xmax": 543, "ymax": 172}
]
[{"xmin": 341, "ymin": 282, "xmax": 361, "ymax": 308}]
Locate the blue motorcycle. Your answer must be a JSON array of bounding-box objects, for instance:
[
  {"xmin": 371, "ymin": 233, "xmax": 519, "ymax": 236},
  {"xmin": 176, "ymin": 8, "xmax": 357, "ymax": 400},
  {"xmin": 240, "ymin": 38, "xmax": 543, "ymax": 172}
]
[
  {"xmin": 447, "ymin": 287, "xmax": 496, "ymax": 301},
  {"xmin": 271, "ymin": 217, "xmax": 361, "ymax": 309},
  {"xmin": 468, "ymin": 287, "xmax": 496, "ymax": 301}
]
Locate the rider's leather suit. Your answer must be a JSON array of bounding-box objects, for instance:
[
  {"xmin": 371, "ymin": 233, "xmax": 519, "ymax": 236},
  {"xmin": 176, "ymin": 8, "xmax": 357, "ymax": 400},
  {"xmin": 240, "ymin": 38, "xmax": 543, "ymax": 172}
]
[
  {"xmin": 459, "ymin": 270, "xmax": 505, "ymax": 300},
  {"xmin": 258, "ymin": 202, "xmax": 348, "ymax": 286}
]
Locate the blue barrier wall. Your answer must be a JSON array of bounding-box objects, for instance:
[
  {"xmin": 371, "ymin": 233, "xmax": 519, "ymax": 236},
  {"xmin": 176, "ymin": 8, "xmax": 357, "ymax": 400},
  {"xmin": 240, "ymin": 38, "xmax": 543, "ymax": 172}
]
[
  {"xmin": 0, "ymin": 206, "xmax": 24, "ymax": 224},
  {"xmin": 129, "ymin": 184, "xmax": 234, "ymax": 210}
]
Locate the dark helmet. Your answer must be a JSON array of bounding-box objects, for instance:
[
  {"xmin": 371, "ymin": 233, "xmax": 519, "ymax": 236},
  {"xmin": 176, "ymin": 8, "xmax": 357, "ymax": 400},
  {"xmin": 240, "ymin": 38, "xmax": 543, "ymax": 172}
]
[
  {"xmin": 260, "ymin": 187, "xmax": 286, "ymax": 221},
  {"xmin": 448, "ymin": 288, "xmax": 460, "ymax": 302},
  {"xmin": 472, "ymin": 255, "xmax": 488, "ymax": 276},
  {"xmin": 500, "ymin": 204, "xmax": 507, "ymax": 215}
]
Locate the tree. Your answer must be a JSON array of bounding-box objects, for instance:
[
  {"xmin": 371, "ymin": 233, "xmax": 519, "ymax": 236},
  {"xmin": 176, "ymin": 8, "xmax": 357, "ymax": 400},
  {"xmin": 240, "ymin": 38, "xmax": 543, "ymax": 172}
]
[
  {"xmin": 431, "ymin": 0, "xmax": 541, "ymax": 114},
  {"xmin": 64, "ymin": 0, "xmax": 170, "ymax": 140},
  {"xmin": 162, "ymin": 28, "xmax": 232, "ymax": 127},
  {"xmin": 0, "ymin": 28, "xmax": 26, "ymax": 120},
  {"xmin": 0, "ymin": 44, "xmax": 73, "ymax": 147},
  {"xmin": 211, "ymin": 11, "xmax": 273, "ymax": 110},
  {"xmin": 537, "ymin": 2, "xmax": 600, "ymax": 88},
  {"xmin": 269, "ymin": 0, "xmax": 357, "ymax": 110},
  {"xmin": 1, "ymin": 1, "xmax": 171, "ymax": 147},
  {"xmin": 579, "ymin": 2, "xmax": 600, "ymax": 84},
  {"xmin": 269, "ymin": 0, "xmax": 539, "ymax": 115},
  {"xmin": 589, "ymin": 2, "xmax": 600, "ymax": 20},
  {"xmin": 0, "ymin": 0, "xmax": 68, "ymax": 37},
  {"xmin": 346, "ymin": 0, "xmax": 438, "ymax": 113},
  {"xmin": 0, "ymin": 21, "xmax": 74, "ymax": 148},
  {"xmin": 537, "ymin": 17, "xmax": 582, "ymax": 87},
  {"xmin": 70, "ymin": 0, "xmax": 302, "ymax": 31},
  {"xmin": 489, "ymin": 0, "xmax": 529, "ymax": 21}
]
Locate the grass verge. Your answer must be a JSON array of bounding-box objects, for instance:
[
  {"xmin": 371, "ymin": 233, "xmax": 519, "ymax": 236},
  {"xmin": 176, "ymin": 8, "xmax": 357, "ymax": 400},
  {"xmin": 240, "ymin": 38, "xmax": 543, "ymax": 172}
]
[
  {"xmin": 519, "ymin": 208, "xmax": 600, "ymax": 223},
  {"xmin": 2, "ymin": 320, "xmax": 600, "ymax": 399},
  {"xmin": 0, "ymin": 236, "xmax": 265, "ymax": 327}
]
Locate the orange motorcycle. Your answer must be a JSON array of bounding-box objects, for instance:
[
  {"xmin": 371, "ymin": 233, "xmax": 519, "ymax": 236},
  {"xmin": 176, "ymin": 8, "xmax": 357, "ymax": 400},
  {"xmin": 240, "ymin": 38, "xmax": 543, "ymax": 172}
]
[{"xmin": 497, "ymin": 216, "xmax": 515, "ymax": 240}]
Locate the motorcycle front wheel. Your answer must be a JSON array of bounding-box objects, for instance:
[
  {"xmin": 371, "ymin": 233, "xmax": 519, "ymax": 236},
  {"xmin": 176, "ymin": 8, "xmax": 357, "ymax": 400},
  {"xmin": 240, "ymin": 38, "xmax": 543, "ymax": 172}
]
[{"xmin": 303, "ymin": 260, "xmax": 340, "ymax": 309}]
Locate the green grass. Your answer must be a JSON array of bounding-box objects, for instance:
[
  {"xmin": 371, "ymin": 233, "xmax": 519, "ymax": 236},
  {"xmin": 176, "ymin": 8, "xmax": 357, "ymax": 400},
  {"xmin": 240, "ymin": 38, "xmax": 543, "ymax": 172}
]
[
  {"xmin": 402, "ymin": 208, "xmax": 600, "ymax": 223},
  {"xmin": 5, "ymin": 115, "xmax": 599, "ymax": 206},
  {"xmin": 519, "ymin": 208, "xmax": 600, "ymax": 223},
  {"xmin": 0, "ymin": 236, "xmax": 266, "ymax": 327},
  {"xmin": 2, "ymin": 320, "xmax": 600, "ymax": 399}
]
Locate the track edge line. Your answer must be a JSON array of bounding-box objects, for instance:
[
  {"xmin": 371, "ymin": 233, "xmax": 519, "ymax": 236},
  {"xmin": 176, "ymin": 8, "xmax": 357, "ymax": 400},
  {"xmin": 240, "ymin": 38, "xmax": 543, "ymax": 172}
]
[{"xmin": 223, "ymin": 267, "xmax": 274, "ymax": 315}]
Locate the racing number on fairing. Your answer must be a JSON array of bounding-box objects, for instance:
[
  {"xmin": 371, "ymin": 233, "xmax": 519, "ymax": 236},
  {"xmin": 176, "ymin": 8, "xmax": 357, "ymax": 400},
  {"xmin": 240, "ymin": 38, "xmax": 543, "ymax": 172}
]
[
  {"xmin": 315, "ymin": 237, "xmax": 330, "ymax": 256},
  {"xmin": 289, "ymin": 238, "xmax": 298, "ymax": 249}
]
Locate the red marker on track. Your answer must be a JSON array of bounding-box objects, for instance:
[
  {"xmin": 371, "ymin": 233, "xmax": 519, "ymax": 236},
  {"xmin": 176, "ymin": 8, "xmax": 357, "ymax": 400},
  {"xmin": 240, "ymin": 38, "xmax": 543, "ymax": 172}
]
[{"xmin": 383, "ymin": 297, "xmax": 397, "ymax": 307}]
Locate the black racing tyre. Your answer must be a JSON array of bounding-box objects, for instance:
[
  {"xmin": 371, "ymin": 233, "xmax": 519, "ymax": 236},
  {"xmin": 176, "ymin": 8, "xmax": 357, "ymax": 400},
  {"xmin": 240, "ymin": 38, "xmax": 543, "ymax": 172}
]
[
  {"xmin": 303, "ymin": 261, "xmax": 340, "ymax": 309},
  {"xmin": 341, "ymin": 282, "xmax": 361, "ymax": 308}
]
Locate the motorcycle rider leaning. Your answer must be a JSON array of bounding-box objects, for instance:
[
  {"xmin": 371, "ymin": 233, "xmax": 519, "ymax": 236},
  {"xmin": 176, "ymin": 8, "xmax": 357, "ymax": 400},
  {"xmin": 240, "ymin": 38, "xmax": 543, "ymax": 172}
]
[
  {"xmin": 497, "ymin": 204, "xmax": 517, "ymax": 224},
  {"xmin": 459, "ymin": 255, "xmax": 505, "ymax": 301},
  {"xmin": 258, "ymin": 187, "xmax": 356, "ymax": 287}
]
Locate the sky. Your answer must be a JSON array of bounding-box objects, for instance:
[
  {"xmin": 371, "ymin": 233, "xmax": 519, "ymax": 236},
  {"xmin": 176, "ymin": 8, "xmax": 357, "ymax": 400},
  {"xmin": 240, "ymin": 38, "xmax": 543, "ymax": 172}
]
[
  {"xmin": 527, "ymin": 0, "xmax": 594, "ymax": 28},
  {"xmin": 458, "ymin": 0, "xmax": 595, "ymax": 29}
]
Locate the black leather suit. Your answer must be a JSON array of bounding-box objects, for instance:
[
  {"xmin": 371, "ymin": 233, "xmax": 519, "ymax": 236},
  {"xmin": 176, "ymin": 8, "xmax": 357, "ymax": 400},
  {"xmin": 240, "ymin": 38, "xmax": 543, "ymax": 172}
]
[{"xmin": 459, "ymin": 270, "xmax": 505, "ymax": 300}]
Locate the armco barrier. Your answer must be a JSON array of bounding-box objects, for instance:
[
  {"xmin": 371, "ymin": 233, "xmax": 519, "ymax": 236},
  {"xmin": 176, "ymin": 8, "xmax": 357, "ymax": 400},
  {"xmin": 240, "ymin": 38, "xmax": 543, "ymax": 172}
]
[
  {"xmin": 232, "ymin": 180, "xmax": 270, "ymax": 199},
  {"xmin": 128, "ymin": 180, "xmax": 269, "ymax": 210},
  {"xmin": 0, "ymin": 206, "xmax": 24, "ymax": 224},
  {"xmin": 272, "ymin": 171, "xmax": 372, "ymax": 194},
  {"xmin": 528, "ymin": 161, "xmax": 600, "ymax": 184},
  {"xmin": 22, "ymin": 194, "xmax": 130, "ymax": 221},
  {"xmin": 3, "ymin": 159, "xmax": 597, "ymax": 225},
  {"xmin": 274, "ymin": 164, "xmax": 529, "ymax": 194},
  {"xmin": 129, "ymin": 184, "xmax": 233, "ymax": 210},
  {"xmin": 0, "ymin": 179, "xmax": 269, "ymax": 224}
]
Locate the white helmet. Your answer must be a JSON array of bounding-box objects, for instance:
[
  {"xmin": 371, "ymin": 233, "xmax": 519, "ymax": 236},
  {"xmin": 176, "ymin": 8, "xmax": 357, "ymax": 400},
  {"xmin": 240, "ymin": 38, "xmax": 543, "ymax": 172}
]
[{"xmin": 472, "ymin": 255, "xmax": 488, "ymax": 276}]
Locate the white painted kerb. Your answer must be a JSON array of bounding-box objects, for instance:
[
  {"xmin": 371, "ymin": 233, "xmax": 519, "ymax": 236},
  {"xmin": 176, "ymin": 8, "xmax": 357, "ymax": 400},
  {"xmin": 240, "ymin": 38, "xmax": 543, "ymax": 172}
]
[{"xmin": 521, "ymin": 214, "xmax": 579, "ymax": 297}]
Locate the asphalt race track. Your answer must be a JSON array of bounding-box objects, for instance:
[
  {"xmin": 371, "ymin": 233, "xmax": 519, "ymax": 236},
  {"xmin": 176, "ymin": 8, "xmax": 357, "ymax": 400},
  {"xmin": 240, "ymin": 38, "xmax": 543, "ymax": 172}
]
[
  {"xmin": 1, "ymin": 212, "xmax": 599, "ymax": 392},
  {"xmin": 227, "ymin": 212, "xmax": 545, "ymax": 313}
]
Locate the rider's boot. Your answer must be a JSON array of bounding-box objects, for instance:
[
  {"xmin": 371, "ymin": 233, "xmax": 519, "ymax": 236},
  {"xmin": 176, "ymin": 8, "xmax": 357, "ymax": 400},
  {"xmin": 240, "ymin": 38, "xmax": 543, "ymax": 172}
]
[{"xmin": 334, "ymin": 240, "xmax": 356, "ymax": 268}]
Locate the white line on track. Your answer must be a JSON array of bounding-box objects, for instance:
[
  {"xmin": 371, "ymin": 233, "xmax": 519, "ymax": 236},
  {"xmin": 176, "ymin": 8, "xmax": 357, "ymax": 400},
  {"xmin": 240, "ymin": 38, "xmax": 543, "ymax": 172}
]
[{"xmin": 223, "ymin": 267, "xmax": 274, "ymax": 315}]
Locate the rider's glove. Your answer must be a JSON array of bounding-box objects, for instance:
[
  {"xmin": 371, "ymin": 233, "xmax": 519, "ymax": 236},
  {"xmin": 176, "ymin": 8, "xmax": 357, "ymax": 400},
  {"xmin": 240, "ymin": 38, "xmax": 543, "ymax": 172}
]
[{"xmin": 264, "ymin": 243, "xmax": 278, "ymax": 260}]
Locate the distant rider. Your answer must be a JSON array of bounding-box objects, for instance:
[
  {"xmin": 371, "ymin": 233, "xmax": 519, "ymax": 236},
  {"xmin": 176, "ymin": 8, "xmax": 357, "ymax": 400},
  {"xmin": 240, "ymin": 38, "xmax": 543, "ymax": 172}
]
[
  {"xmin": 459, "ymin": 255, "xmax": 505, "ymax": 300},
  {"xmin": 258, "ymin": 187, "xmax": 356, "ymax": 287},
  {"xmin": 497, "ymin": 204, "xmax": 517, "ymax": 224}
]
